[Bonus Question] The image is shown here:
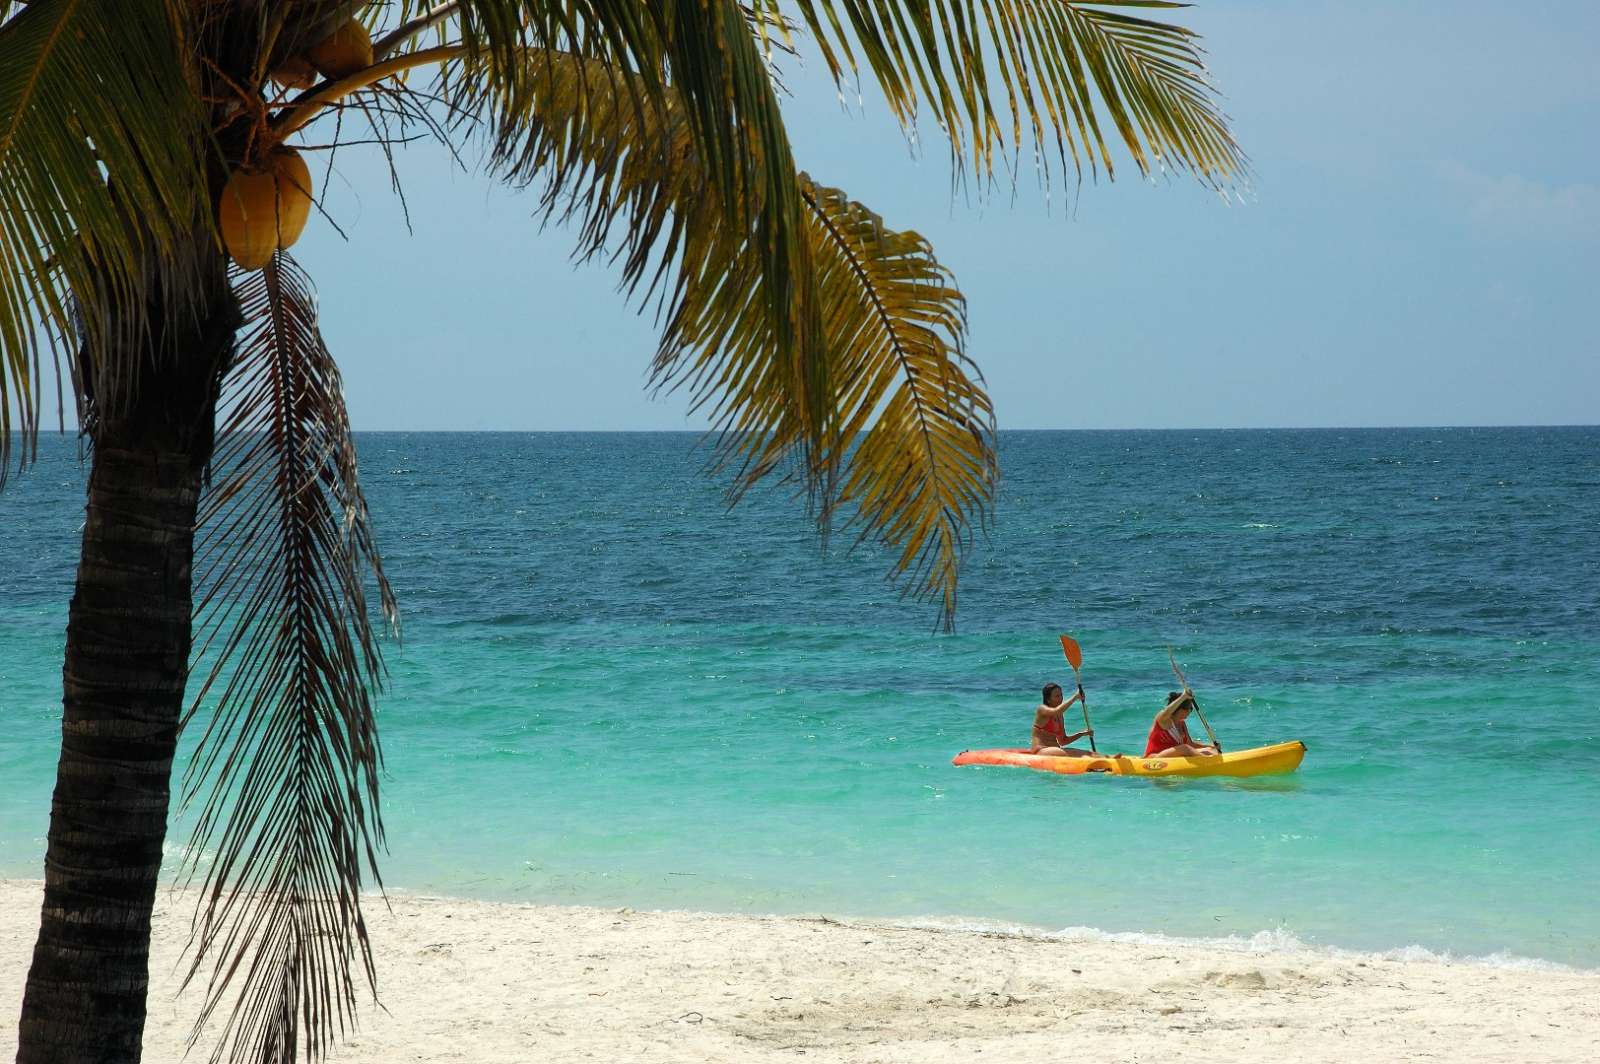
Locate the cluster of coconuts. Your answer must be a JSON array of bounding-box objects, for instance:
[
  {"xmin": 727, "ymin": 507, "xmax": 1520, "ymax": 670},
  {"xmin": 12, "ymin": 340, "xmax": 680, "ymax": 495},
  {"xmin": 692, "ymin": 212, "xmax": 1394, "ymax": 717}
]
[{"xmin": 218, "ymin": 19, "xmax": 374, "ymax": 270}]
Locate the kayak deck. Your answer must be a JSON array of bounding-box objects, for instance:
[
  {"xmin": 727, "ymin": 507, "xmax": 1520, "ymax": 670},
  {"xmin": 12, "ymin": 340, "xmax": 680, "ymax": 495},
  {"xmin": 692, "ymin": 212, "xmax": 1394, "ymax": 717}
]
[{"xmin": 951, "ymin": 740, "xmax": 1306, "ymax": 778}]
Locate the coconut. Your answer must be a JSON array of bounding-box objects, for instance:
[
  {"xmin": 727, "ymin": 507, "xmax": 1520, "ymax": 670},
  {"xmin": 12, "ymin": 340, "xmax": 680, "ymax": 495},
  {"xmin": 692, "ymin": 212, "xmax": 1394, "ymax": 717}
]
[
  {"xmin": 218, "ymin": 150, "xmax": 315, "ymax": 271},
  {"xmin": 306, "ymin": 19, "xmax": 373, "ymax": 79},
  {"xmin": 272, "ymin": 150, "xmax": 313, "ymax": 249},
  {"xmin": 271, "ymin": 54, "xmax": 318, "ymax": 91}
]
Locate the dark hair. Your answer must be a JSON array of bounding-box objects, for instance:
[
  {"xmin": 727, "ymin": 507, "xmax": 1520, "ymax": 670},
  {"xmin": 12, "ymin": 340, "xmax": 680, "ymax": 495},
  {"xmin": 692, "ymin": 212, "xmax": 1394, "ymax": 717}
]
[
  {"xmin": 1042, "ymin": 683, "xmax": 1064, "ymax": 702},
  {"xmin": 1167, "ymin": 690, "xmax": 1192, "ymax": 709}
]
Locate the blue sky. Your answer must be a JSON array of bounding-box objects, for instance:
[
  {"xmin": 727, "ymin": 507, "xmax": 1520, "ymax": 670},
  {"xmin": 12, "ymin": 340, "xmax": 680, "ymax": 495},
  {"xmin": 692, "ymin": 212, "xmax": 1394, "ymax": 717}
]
[{"xmin": 208, "ymin": 3, "xmax": 1600, "ymax": 429}]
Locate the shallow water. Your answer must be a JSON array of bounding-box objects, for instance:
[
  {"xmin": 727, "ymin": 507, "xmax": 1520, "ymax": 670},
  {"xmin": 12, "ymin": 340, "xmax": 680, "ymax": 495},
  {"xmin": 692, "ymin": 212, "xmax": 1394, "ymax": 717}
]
[{"xmin": 2, "ymin": 428, "xmax": 1596, "ymax": 965}]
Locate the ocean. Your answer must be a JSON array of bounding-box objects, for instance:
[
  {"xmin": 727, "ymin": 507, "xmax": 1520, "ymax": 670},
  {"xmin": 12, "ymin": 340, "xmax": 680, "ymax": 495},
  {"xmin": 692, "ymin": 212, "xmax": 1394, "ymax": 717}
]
[{"xmin": 2, "ymin": 428, "xmax": 1596, "ymax": 967}]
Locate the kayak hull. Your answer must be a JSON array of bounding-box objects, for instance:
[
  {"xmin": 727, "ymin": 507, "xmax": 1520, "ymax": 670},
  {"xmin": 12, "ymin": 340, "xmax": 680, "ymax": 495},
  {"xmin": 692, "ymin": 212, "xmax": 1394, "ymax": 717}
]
[{"xmin": 951, "ymin": 740, "xmax": 1306, "ymax": 779}]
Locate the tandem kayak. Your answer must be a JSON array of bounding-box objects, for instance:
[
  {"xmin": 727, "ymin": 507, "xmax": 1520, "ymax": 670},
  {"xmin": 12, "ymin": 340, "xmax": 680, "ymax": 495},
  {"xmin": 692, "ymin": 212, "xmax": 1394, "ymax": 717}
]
[{"xmin": 951, "ymin": 740, "xmax": 1306, "ymax": 779}]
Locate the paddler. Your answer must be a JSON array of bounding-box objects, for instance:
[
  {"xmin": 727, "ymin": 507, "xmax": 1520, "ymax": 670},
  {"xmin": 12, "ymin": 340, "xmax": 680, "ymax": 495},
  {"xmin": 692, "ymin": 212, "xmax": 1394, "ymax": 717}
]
[
  {"xmin": 1031, "ymin": 683, "xmax": 1100, "ymax": 757},
  {"xmin": 1145, "ymin": 689, "xmax": 1219, "ymax": 757}
]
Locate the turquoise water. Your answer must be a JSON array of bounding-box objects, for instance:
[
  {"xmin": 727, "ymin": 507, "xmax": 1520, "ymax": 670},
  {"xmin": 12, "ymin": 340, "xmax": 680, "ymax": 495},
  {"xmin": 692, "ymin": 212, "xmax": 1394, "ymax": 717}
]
[{"xmin": 3, "ymin": 429, "xmax": 1597, "ymax": 966}]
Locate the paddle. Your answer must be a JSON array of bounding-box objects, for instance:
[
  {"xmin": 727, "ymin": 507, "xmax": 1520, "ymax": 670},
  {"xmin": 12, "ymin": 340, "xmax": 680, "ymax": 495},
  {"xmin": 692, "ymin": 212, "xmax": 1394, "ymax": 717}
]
[
  {"xmin": 1167, "ymin": 646, "xmax": 1222, "ymax": 753},
  {"xmin": 1058, "ymin": 634, "xmax": 1097, "ymax": 753}
]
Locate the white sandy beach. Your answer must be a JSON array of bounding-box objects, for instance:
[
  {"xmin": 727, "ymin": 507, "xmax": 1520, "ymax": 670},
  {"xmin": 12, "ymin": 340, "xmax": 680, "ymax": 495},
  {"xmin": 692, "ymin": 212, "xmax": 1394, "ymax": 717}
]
[{"xmin": 3, "ymin": 879, "xmax": 1596, "ymax": 1062}]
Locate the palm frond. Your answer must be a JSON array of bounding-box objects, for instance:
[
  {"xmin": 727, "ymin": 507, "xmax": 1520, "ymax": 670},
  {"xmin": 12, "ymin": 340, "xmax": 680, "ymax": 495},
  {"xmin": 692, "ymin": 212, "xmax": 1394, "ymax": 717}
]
[
  {"xmin": 452, "ymin": 47, "xmax": 993, "ymax": 625},
  {"xmin": 0, "ymin": 0, "xmax": 209, "ymax": 477},
  {"xmin": 803, "ymin": 180, "xmax": 994, "ymax": 624},
  {"xmin": 781, "ymin": 0, "xmax": 1243, "ymax": 186},
  {"xmin": 378, "ymin": 1, "xmax": 833, "ymax": 473},
  {"xmin": 656, "ymin": 0, "xmax": 825, "ymax": 427},
  {"xmin": 179, "ymin": 253, "xmax": 395, "ymax": 1064},
  {"xmin": 655, "ymin": 177, "xmax": 995, "ymax": 627}
]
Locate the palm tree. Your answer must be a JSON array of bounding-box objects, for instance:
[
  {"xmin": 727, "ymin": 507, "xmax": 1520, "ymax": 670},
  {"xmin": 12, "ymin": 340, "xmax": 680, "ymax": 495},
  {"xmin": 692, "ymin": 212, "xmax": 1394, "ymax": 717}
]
[{"xmin": 1, "ymin": 1, "xmax": 1240, "ymax": 1061}]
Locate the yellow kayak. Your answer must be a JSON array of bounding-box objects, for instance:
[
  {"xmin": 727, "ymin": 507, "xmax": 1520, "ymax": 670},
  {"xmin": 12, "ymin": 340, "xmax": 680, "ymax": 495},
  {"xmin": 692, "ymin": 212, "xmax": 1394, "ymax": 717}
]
[{"xmin": 951, "ymin": 740, "xmax": 1306, "ymax": 779}]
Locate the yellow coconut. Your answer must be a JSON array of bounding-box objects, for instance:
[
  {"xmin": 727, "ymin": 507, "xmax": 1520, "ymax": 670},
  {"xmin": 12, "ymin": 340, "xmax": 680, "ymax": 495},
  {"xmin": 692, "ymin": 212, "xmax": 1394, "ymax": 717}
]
[
  {"xmin": 273, "ymin": 150, "xmax": 313, "ymax": 249},
  {"xmin": 218, "ymin": 150, "xmax": 314, "ymax": 271},
  {"xmin": 271, "ymin": 54, "xmax": 318, "ymax": 91},
  {"xmin": 306, "ymin": 19, "xmax": 373, "ymax": 79}
]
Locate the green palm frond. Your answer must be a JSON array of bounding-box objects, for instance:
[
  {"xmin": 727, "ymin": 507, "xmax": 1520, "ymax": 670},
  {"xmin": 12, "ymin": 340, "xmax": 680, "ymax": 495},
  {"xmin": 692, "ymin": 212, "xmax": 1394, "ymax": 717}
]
[
  {"xmin": 654, "ymin": 177, "xmax": 995, "ymax": 626},
  {"xmin": 178, "ymin": 253, "xmax": 394, "ymax": 1064},
  {"xmin": 779, "ymin": 0, "xmax": 1243, "ymax": 186},
  {"xmin": 450, "ymin": 47, "xmax": 993, "ymax": 625},
  {"xmin": 0, "ymin": 0, "xmax": 209, "ymax": 476},
  {"xmin": 802, "ymin": 180, "xmax": 993, "ymax": 622},
  {"xmin": 382, "ymin": 1, "xmax": 833, "ymax": 463},
  {"xmin": 656, "ymin": 0, "xmax": 825, "ymax": 428}
]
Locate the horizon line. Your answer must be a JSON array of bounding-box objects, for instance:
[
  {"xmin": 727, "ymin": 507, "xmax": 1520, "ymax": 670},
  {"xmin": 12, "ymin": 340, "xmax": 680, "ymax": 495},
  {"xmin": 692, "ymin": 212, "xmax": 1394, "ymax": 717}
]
[
  {"xmin": 305, "ymin": 422, "xmax": 1600, "ymax": 433},
  {"xmin": 12, "ymin": 422, "xmax": 1599, "ymax": 436}
]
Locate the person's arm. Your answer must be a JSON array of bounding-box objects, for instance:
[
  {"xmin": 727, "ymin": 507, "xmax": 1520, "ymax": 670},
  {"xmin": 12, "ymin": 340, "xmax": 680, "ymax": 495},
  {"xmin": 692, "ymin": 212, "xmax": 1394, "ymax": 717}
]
[
  {"xmin": 1154, "ymin": 689, "xmax": 1191, "ymax": 729},
  {"xmin": 1065, "ymin": 729, "xmax": 1094, "ymax": 745}
]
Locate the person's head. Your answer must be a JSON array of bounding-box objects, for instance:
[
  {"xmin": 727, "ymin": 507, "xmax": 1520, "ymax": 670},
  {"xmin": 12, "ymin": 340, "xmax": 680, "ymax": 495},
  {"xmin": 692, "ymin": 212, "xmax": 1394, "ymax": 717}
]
[
  {"xmin": 1042, "ymin": 682, "xmax": 1064, "ymax": 708},
  {"xmin": 1166, "ymin": 690, "xmax": 1194, "ymax": 718}
]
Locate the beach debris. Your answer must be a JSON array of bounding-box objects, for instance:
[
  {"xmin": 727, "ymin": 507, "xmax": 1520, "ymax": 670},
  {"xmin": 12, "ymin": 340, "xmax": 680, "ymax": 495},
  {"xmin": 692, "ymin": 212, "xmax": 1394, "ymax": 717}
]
[{"xmin": 676, "ymin": 1011, "xmax": 705, "ymax": 1025}]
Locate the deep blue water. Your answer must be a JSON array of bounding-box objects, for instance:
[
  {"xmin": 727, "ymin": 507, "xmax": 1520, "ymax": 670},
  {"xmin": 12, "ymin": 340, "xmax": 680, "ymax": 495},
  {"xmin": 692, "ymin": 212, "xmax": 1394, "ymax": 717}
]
[{"xmin": 2, "ymin": 428, "xmax": 1597, "ymax": 965}]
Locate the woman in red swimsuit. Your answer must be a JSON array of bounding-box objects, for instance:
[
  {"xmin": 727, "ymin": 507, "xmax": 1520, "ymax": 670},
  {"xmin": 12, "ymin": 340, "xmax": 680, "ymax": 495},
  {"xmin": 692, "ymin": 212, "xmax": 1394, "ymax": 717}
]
[
  {"xmin": 1031, "ymin": 683, "xmax": 1099, "ymax": 757},
  {"xmin": 1145, "ymin": 690, "xmax": 1219, "ymax": 757}
]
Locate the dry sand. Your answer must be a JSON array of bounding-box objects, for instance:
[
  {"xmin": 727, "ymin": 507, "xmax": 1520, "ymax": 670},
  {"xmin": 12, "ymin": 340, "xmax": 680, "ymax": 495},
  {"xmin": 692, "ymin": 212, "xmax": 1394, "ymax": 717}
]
[{"xmin": 3, "ymin": 879, "xmax": 1596, "ymax": 1062}]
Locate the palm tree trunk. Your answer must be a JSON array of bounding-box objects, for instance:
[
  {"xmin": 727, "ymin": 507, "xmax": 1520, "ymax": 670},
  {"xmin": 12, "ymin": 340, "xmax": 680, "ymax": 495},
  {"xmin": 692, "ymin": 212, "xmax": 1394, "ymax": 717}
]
[
  {"xmin": 16, "ymin": 448, "xmax": 205, "ymax": 1062},
  {"xmin": 16, "ymin": 266, "xmax": 239, "ymax": 1063}
]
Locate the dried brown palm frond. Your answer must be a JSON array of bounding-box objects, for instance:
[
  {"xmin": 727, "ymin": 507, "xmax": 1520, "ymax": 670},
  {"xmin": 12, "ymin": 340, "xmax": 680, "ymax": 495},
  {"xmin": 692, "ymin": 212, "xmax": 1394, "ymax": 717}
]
[
  {"xmin": 5, "ymin": 5, "xmax": 1244, "ymax": 1062},
  {"xmin": 178, "ymin": 252, "xmax": 395, "ymax": 1064}
]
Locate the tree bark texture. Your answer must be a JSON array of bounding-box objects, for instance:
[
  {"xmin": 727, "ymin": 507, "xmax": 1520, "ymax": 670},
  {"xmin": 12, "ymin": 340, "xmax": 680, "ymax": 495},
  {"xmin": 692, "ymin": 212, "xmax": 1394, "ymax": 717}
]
[{"xmin": 16, "ymin": 259, "xmax": 239, "ymax": 1063}]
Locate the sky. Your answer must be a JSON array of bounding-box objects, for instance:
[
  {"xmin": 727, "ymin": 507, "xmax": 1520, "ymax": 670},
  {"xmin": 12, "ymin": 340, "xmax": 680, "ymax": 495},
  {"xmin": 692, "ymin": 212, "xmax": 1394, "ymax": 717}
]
[{"xmin": 29, "ymin": 1, "xmax": 1600, "ymax": 431}]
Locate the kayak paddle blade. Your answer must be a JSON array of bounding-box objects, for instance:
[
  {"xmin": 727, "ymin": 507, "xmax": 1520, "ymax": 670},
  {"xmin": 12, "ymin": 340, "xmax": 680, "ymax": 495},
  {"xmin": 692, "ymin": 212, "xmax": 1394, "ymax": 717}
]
[{"xmin": 1059, "ymin": 634, "xmax": 1083, "ymax": 672}]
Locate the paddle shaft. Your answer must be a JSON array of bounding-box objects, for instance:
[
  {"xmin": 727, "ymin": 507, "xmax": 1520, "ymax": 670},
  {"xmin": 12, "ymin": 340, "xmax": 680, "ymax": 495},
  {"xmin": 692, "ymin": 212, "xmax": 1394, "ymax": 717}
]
[
  {"xmin": 1070, "ymin": 666, "xmax": 1097, "ymax": 753},
  {"xmin": 1168, "ymin": 646, "xmax": 1222, "ymax": 753},
  {"xmin": 1059, "ymin": 635, "xmax": 1097, "ymax": 753},
  {"xmin": 1189, "ymin": 699, "xmax": 1222, "ymax": 753}
]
